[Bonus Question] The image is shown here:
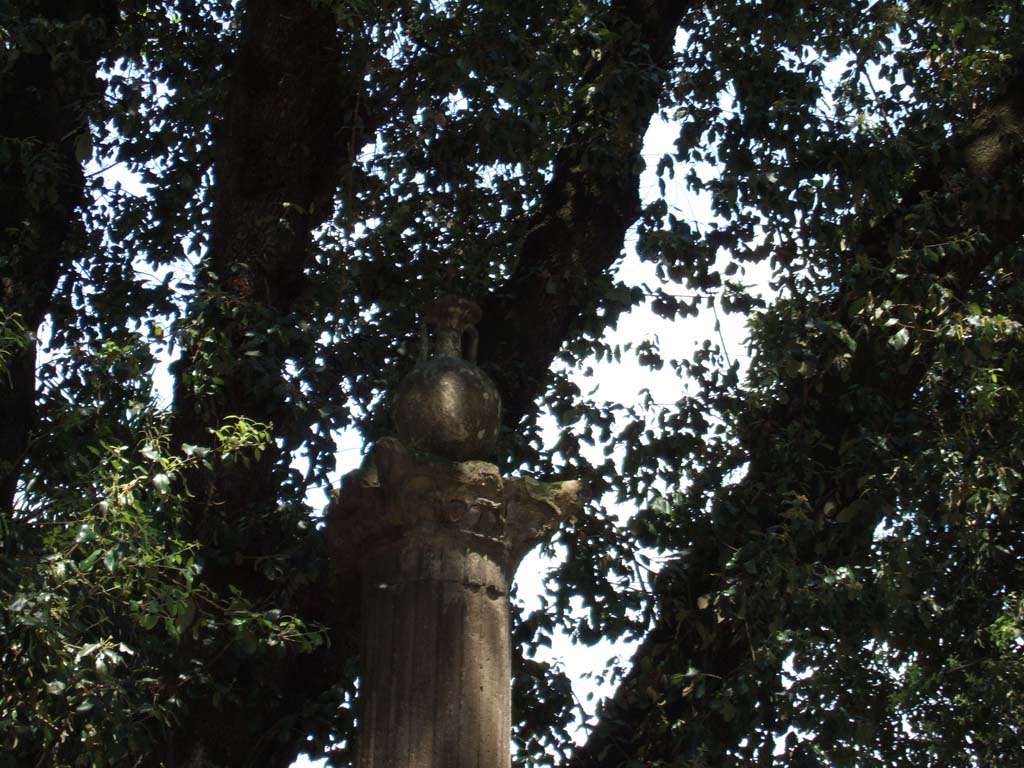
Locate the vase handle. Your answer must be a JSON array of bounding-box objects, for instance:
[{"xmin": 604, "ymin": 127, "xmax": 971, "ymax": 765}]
[{"xmin": 462, "ymin": 326, "xmax": 479, "ymax": 363}]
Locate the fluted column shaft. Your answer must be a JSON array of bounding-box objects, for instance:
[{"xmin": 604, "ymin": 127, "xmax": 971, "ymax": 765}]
[{"xmin": 358, "ymin": 536, "xmax": 511, "ymax": 768}]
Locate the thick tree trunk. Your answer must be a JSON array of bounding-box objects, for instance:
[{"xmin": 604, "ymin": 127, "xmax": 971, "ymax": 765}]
[
  {"xmin": 164, "ymin": 1, "xmax": 371, "ymax": 764},
  {"xmin": 0, "ymin": 1, "xmax": 116, "ymax": 514},
  {"xmin": 171, "ymin": 0, "xmax": 358, "ymax": 523}
]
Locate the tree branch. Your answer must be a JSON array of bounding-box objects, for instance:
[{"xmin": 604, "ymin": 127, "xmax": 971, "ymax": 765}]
[{"xmin": 477, "ymin": 0, "xmax": 686, "ymax": 428}]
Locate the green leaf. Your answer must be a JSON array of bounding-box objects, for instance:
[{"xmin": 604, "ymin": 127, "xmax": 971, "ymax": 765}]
[
  {"xmin": 79, "ymin": 549, "xmax": 104, "ymax": 573},
  {"xmin": 888, "ymin": 327, "xmax": 910, "ymax": 351}
]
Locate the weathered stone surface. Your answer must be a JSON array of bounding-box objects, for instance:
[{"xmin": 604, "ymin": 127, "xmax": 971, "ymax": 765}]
[
  {"xmin": 326, "ymin": 438, "xmax": 586, "ymax": 768},
  {"xmin": 392, "ymin": 356, "xmax": 502, "ymax": 461}
]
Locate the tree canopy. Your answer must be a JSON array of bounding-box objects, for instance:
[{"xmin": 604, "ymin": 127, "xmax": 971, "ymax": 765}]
[{"xmin": 2, "ymin": 0, "xmax": 1023, "ymax": 766}]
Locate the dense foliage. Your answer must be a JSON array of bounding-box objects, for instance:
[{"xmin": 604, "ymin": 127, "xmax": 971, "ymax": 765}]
[{"xmin": 1, "ymin": 0, "xmax": 1022, "ymax": 766}]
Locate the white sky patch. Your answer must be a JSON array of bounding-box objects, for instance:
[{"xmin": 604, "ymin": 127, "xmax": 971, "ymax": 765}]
[{"xmin": 498, "ymin": 114, "xmax": 777, "ymax": 749}]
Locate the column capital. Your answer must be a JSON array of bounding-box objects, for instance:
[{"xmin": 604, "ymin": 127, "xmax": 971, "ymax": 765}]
[{"xmin": 327, "ymin": 437, "xmax": 587, "ymax": 580}]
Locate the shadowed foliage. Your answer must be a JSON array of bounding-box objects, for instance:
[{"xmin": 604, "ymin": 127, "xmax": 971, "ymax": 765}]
[{"xmin": 1, "ymin": 1, "xmax": 1022, "ymax": 766}]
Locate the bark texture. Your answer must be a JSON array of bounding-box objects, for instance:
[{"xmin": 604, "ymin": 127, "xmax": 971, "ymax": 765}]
[{"xmin": 171, "ymin": 0, "xmax": 359, "ymax": 516}]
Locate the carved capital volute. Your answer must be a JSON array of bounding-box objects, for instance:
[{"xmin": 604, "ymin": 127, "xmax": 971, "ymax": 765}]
[
  {"xmin": 326, "ymin": 438, "xmax": 588, "ymax": 586},
  {"xmin": 504, "ymin": 477, "xmax": 588, "ymax": 567}
]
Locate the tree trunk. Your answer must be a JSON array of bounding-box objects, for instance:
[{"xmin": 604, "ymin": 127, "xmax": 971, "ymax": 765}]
[{"xmin": 0, "ymin": 1, "xmax": 116, "ymax": 514}]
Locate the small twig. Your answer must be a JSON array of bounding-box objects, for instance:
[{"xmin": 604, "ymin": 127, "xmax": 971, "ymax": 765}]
[
  {"xmin": 711, "ymin": 298, "xmax": 733, "ymax": 368},
  {"xmin": 84, "ymin": 160, "xmax": 124, "ymax": 178}
]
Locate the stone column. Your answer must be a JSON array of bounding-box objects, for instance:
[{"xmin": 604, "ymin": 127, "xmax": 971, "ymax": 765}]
[
  {"xmin": 327, "ymin": 297, "xmax": 584, "ymax": 767},
  {"xmin": 329, "ymin": 438, "xmax": 584, "ymax": 768}
]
